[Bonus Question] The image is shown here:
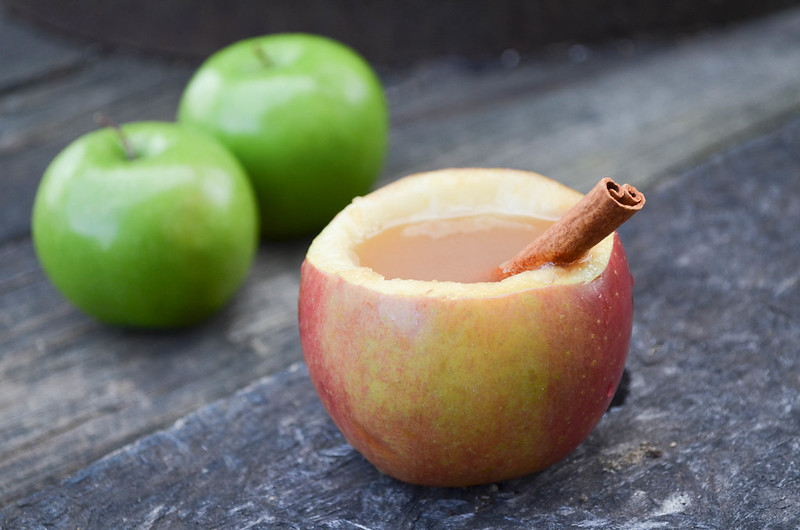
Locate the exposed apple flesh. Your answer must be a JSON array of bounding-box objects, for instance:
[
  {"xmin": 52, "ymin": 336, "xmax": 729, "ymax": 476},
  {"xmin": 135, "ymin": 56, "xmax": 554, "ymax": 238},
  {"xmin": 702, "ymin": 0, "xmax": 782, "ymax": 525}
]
[{"xmin": 298, "ymin": 168, "xmax": 633, "ymax": 486}]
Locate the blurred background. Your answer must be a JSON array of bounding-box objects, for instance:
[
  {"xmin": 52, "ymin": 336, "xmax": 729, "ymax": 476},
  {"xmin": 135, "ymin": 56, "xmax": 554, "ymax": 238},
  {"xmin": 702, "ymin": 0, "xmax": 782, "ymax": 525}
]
[{"xmin": 3, "ymin": 0, "xmax": 800, "ymax": 65}]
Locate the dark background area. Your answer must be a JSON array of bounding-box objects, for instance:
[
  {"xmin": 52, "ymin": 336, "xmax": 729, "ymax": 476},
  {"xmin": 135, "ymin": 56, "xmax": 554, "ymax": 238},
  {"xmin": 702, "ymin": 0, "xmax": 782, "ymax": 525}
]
[{"xmin": 4, "ymin": 0, "xmax": 800, "ymax": 64}]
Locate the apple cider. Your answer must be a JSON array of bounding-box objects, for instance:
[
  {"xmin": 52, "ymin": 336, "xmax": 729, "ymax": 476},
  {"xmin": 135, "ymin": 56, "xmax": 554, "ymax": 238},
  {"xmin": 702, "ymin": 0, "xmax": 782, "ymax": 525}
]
[{"xmin": 355, "ymin": 213, "xmax": 554, "ymax": 283}]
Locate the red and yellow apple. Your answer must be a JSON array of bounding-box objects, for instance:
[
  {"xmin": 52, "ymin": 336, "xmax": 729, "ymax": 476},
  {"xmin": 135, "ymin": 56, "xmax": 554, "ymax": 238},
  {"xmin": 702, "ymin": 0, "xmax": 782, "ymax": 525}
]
[{"xmin": 298, "ymin": 168, "xmax": 633, "ymax": 486}]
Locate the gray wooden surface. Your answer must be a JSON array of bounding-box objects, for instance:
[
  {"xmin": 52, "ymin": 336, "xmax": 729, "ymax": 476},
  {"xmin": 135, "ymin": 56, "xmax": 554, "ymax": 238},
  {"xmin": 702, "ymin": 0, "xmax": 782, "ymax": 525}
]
[
  {"xmin": 3, "ymin": 113, "xmax": 800, "ymax": 527},
  {"xmin": 2, "ymin": 4, "xmax": 800, "ymax": 518}
]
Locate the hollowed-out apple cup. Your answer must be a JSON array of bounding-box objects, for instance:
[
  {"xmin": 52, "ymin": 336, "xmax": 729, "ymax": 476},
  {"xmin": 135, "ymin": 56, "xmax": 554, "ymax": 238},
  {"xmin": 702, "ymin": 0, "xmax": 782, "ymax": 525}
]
[{"xmin": 298, "ymin": 168, "xmax": 633, "ymax": 487}]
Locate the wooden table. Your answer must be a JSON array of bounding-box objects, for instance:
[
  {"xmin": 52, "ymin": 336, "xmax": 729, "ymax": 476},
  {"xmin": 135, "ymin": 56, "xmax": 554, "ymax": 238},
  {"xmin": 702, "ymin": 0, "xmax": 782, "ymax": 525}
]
[{"xmin": 2, "ymin": 6, "xmax": 800, "ymax": 527}]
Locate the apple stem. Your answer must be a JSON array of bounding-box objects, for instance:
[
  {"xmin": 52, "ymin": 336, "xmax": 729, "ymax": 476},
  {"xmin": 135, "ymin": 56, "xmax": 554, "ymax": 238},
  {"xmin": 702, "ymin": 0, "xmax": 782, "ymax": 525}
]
[
  {"xmin": 253, "ymin": 44, "xmax": 272, "ymax": 67},
  {"xmin": 93, "ymin": 113, "xmax": 136, "ymax": 160}
]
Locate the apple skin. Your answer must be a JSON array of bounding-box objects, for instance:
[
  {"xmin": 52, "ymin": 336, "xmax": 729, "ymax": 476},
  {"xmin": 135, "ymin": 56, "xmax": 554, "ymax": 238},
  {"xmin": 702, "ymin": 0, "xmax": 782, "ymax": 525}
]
[
  {"xmin": 177, "ymin": 33, "xmax": 389, "ymax": 239},
  {"xmin": 298, "ymin": 171, "xmax": 633, "ymax": 486},
  {"xmin": 32, "ymin": 121, "xmax": 259, "ymax": 328}
]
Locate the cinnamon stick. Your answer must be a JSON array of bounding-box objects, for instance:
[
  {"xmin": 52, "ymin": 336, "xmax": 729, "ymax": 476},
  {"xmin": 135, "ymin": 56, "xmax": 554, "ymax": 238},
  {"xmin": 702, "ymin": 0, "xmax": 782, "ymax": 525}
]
[{"xmin": 496, "ymin": 177, "xmax": 645, "ymax": 279}]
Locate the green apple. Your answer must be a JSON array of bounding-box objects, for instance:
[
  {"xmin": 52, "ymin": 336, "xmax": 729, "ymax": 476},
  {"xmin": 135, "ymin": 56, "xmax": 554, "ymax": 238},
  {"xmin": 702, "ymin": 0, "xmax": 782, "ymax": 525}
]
[
  {"xmin": 298, "ymin": 168, "xmax": 633, "ymax": 486},
  {"xmin": 177, "ymin": 33, "xmax": 389, "ymax": 239},
  {"xmin": 32, "ymin": 121, "xmax": 259, "ymax": 328}
]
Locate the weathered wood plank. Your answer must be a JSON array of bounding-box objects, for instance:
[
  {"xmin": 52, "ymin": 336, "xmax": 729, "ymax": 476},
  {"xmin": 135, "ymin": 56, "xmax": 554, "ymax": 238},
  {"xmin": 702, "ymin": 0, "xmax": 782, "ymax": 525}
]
[
  {"xmin": 0, "ymin": 10, "xmax": 86, "ymax": 93},
  {"xmin": 385, "ymin": 7, "xmax": 800, "ymax": 193},
  {"xmin": 3, "ymin": 113, "xmax": 799, "ymax": 526},
  {"xmin": 0, "ymin": 237, "xmax": 309, "ymax": 505}
]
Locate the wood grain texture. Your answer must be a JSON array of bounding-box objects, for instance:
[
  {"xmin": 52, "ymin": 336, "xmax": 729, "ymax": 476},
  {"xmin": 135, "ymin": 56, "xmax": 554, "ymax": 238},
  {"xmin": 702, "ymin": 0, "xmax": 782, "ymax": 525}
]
[
  {"xmin": 0, "ymin": 9, "xmax": 85, "ymax": 94},
  {"xmin": 3, "ymin": 112, "xmax": 799, "ymax": 526},
  {"xmin": 0, "ymin": 238, "xmax": 309, "ymax": 504},
  {"xmin": 3, "ymin": 4, "xmax": 800, "ymax": 510},
  {"xmin": 384, "ymin": 7, "xmax": 800, "ymax": 193}
]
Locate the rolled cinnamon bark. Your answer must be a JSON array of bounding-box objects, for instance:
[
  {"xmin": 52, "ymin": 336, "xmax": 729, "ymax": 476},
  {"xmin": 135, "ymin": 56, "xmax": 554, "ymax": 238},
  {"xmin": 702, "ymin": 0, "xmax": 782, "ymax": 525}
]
[{"xmin": 496, "ymin": 177, "xmax": 645, "ymax": 279}]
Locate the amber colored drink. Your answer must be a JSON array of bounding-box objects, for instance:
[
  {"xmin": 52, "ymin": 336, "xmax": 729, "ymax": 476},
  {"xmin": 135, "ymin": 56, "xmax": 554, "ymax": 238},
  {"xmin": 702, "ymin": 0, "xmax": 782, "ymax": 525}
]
[{"xmin": 355, "ymin": 214, "xmax": 554, "ymax": 283}]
